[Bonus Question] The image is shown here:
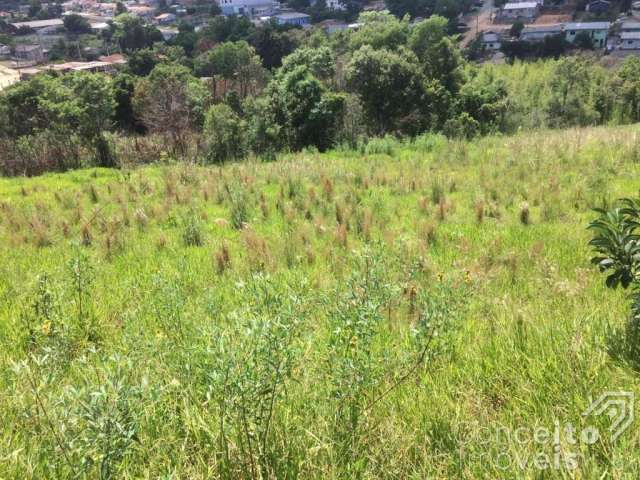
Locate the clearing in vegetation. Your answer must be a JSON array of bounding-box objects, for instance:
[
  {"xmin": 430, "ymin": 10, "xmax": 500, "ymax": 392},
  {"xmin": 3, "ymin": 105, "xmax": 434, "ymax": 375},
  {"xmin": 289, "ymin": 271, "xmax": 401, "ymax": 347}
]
[{"xmin": 1, "ymin": 126, "xmax": 640, "ymax": 478}]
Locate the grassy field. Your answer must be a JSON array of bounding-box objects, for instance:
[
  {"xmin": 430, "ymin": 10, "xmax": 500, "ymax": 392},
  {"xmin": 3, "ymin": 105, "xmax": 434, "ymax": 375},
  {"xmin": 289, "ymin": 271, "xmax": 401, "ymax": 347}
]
[{"xmin": 1, "ymin": 126, "xmax": 640, "ymax": 478}]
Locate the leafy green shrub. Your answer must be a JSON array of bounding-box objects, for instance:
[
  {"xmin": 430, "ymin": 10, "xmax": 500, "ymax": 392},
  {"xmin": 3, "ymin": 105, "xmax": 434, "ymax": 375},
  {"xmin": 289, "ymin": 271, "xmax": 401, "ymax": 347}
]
[
  {"xmin": 203, "ymin": 104, "xmax": 247, "ymax": 164},
  {"xmin": 361, "ymin": 135, "xmax": 399, "ymax": 156},
  {"xmin": 589, "ymin": 198, "xmax": 640, "ymax": 366}
]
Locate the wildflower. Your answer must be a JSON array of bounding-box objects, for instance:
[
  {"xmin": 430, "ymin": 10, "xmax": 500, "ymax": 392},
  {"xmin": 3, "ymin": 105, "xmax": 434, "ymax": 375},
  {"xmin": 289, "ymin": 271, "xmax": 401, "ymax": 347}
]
[
  {"xmin": 465, "ymin": 270, "xmax": 472, "ymax": 284},
  {"xmin": 437, "ymin": 272, "xmax": 444, "ymax": 282},
  {"xmin": 41, "ymin": 321, "xmax": 52, "ymax": 336}
]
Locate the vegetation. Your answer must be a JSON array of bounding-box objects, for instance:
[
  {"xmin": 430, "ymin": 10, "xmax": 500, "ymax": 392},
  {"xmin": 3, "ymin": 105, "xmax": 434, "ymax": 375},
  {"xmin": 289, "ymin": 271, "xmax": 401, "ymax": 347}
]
[{"xmin": 1, "ymin": 125, "xmax": 640, "ymax": 477}]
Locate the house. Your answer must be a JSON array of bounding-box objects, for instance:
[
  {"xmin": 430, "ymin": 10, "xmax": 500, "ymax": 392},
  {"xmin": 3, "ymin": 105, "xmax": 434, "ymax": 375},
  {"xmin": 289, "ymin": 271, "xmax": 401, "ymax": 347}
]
[
  {"xmin": 499, "ymin": 2, "xmax": 540, "ymax": 21},
  {"xmin": 218, "ymin": 0, "xmax": 277, "ymax": 17},
  {"xmin": 620, "ymin": 31, "xmax": 640, "ymax": 49},
  {"xmin": 90, "ymin": 22, "xmax": 110, "ymax": 33},
  {"xmin": 10, "ymin": 18, "xmax": 64, "ymax": 34},
  {"xmin": 159, "ymin": 27, "xmax": 179, "ymax": 40},
  {"xmin": 482, "ymin": 31, "xmax": 502, "ymax": 50},
  {"xmin": 274, "ymin": 12, "xmax": 311, "ymax": 26},
  {"xmin": 520, "ymin": 24, "xmax": 563, "ymax": 41},
  {"xmin": 621, "ymin": 21, "xmax": 640, "ymax": 32},
  {"xmin": 319, "ymin": 19, "xmax": 349, "ymax": 34},
  {"xmin": 127, "ymin": 5, "xmax": 155, "ymax": 19},
  {"xmin": 155, "ymin": 13, "xmax": 176, "ymax": 24},
  {"xmin": 13, "ymin": 45, "xmax": 45, "ymax": 63},
  {"xmin": 310, "ymin": 0, "xmax": 345, "ymax": 9},
  {"xmin": 0, "ymin": 44, "xmax": 10, "ymax": 58},
  {"xmin": 586, "ymin": 0, "xmax": 610, "ymax": 13},
  {"xmin": 564, "ymin": 22, "xmax": 610, "ymax": 48},
  {"xmin": 326, "ymin": 0, "xmax": 346, "ymax": 9}
]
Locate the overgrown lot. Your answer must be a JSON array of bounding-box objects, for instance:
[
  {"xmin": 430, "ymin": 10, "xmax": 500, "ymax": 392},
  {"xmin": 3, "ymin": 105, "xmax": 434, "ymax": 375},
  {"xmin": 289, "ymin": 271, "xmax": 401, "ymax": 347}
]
[{"xmin": 1, "ymin": 126, "xmax": 639, "ymax": 478}]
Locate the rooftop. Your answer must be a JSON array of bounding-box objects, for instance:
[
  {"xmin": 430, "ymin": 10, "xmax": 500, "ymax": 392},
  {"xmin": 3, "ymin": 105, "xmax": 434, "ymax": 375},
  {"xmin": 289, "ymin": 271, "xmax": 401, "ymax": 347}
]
[
  {"xmin": 503, "ymin": 2, "xmax": 539, "ymax": 9},
  {"xmin": 564, "ymin": 22, "xmax": 610, "ymax": 30},
  {"xmin": 621, "ymin": 21, "xmax": 640, "ymax": 30},
  {"xmin": 10, "ymin": 18, "xmax": 64, "ymax": 29},
  {"xmin": 275, "ymin": 12, "xmax": 311, "ymax": 19},
  {"xmin": 621, "ymin": 31, "xmax": 640, "ymax": 39},
  {"xmin": 521, "ymin": 24, "xmax": 562, "ymax": 33}
]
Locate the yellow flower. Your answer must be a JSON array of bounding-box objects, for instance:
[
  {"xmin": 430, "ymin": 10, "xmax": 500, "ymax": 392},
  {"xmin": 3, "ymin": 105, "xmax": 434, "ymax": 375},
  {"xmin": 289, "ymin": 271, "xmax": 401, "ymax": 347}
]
[
  {"xmin": 41, "ymin": 321, "xmax": 52, "ymax": 336},
  {"xmin": 464, "ymin": 270, "xmax": 472, "ymax": 284},
  {"xmin": 437, "ymin": 272, "xmax": 444, "ymax": 282}
]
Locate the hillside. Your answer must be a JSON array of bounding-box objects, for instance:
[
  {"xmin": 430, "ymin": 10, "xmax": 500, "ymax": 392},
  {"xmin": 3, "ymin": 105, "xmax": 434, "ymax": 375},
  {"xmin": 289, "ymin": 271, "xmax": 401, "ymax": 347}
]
[{"xmin": 1, "ymin": 126, "xmax": 640, "ymax": 478}]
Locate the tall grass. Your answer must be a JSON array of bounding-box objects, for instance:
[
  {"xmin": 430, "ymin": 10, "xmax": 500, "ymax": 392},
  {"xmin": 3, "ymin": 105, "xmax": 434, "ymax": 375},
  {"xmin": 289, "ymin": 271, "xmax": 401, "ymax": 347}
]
[{"xmin": 0, "ymin": 125, "xmax": 639, "ymax": 478}]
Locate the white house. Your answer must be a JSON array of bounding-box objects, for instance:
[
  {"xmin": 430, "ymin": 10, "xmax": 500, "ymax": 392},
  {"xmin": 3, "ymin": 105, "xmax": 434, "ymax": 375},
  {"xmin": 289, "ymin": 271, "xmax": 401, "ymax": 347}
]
[
  {"xmin": 155, "ymin": 12, "xmax": 176, "ymax": 24},
  {"xmin": 620, "ymin": 31, "xmax": 640, "ymax": 49},
  {"xmin": 218, "ymin": 0, "xmax": 277, "ymax": 17},
  {"xmin": 520, "ymin": 24, "xmax": 562, "ymax": 41},
  {"xmin": 499, "ymin": 2, "xmax": 539, "ymax": 21},
  {"xmin": 274, "ymin": 12, "xmax": 311, "ymax": 26},
  {"xmin": 482, "ymin": 31, "xmax": 501, "ymax": 50},
  {"xmin": 621, "ymin": 21, "xmax": 640, "ymax": 32}
]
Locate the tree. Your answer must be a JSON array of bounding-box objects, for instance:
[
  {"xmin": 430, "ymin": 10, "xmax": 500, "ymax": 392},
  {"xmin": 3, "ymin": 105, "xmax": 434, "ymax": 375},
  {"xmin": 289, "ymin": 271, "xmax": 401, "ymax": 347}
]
[
  {"xmin": 203, "ymin": 104, "xmax": 247, "ymax": 162},
  {"xmin": 133, "ymin": 64, "xmax": 211, "ymax": 152},
  {"xmin": 172, "ymin": 22, "xmax": 198, "ymax": 56},
  {"xmin": 113, "ymin": 14, "xmax": 163, "ymax": 51},
  {"xmin": 349, "ymin": 11, "xmax": 410, "ymax": 52},
  {"xmin": 456, "ymin": 69, "xmax": 507, "ymax": 134},
  {"xmin": 612, "ymin": 56, "xmax": 640, "ymax": 123},
  {"xmin": 510, "ymin": 20, "xmax": 524, "ymax": 38},
  {"xmin": 199, "ymin": 15, "xmax": 254, "ymax": 44},
  {"xmin": 64, "ymin": 14, "xmax": 91, "ymax": 34},
  {"xmin": 127, "ymin": 48, "xmax": 157, "ymax": 76},
  {"xmin": 195, "ymin": 41, "xmax": 267, "ymax": 98},
  {"xmin": 386, "ymin": 0, "xmax": 429, "ymax": 18},
  {"xmin": 112, "ymin": 73, "xmax": 139, "ymax": 132},
  {"xmin": 250, "ymin": 66, "xmax": 345, "ymax": 152},
  {"xmin": 280, "ymin": 46, "xmax": 335, "ymax": 81},
  {"xmin": 249, "ymin": 22, "xmax": 299, "ymax": 69},
  {"xmin": 546, "ymin": 57, "xmax": 599, "ymax": 127},
  {"xmin": 409, "ymin": 16, "xmax": 464, "ymax": 94},
  {"xmin": 345, "ymin": 45, "xmax": 425, "ymax": 134}
]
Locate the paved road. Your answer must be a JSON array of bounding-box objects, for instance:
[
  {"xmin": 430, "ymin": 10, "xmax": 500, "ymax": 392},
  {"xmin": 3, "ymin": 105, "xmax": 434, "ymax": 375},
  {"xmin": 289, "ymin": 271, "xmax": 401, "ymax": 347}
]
[{"xmin": 461, "ymin": 0, "xmax": 495, "ymax": 46}]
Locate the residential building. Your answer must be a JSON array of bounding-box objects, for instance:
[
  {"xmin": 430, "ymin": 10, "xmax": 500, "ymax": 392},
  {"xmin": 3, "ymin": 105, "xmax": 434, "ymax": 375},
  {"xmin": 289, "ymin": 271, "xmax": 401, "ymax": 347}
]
[
  {"xmin": 155, "ymin": 13, "xmax": 177, "ymax": 24},
  {"xmin": 319, "ymin": 19, "xmax": 349, "ymax": 34},
  {"xmin": 218, "ymin": 0, "xmax": 277, "ymax": 17},
  {"xmin": 159, "ymin": 27, "xmax": 179, "ymax": 40},
  {"xmin": 621, "ymin": 21, "xmax": 640, "ymax": 32},
  {"xmin": 620, "ymin": 31, "xmax": 640, "ymax": 49},
  {"xmin": 127, "ymin": 5, "xmax": 155, "ymax": 19},
  {"xmin": 13, "ymin": 45, "xmax": 45, "ymax": 63},
  {"xmin": 564, "ymin": 22, "xmax": 610, "ymax": 48},
  {"xmin": 499, "ymin": 2, "xmax": 540, "ymax": 21},
  {"xmin": 10, "ymin": 18, "xmax": 64, "ymax": 34},
  {"xmin": 520, "ymin": 24, "xmax": 563, "ymax": 41},
  {"xmin": 0, "ymin": 44, "xmax": 11, "ymax": 58},
  {"xmin": 482, "ymin": 31, "xmax": 502, "ymax": 50},
  {"xmin": 274, "ymin": 12, "xmax": 311, "ymax": 26}
]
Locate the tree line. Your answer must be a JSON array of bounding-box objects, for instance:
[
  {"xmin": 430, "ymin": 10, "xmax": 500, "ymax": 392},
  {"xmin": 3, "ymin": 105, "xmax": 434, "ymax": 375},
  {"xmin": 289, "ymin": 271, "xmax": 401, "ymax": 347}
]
[{"xmin": 2, "ymin": 12, "xmax": 640, "ymax": 175}]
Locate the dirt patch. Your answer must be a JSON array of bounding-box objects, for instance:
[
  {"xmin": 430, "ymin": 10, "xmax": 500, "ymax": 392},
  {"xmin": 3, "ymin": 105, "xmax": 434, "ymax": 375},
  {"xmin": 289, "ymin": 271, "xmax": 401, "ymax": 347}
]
[{"xmin": 534, "ymin": 14, "xmax": 572, "ymax": 24}]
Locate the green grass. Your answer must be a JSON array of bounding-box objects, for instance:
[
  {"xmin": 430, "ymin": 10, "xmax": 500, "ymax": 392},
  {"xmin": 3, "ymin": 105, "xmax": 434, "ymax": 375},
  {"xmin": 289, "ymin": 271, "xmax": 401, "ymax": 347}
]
[{"xmin": 1, "ymin": 125, "xmax": 640, "ymax": 478}]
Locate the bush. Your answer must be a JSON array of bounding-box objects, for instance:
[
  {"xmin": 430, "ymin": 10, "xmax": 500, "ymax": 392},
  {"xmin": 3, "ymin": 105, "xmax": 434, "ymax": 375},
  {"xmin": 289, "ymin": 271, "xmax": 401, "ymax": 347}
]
[{"xmin": 203, "ymin": 104, "xmax": 247, "ymax": 163}]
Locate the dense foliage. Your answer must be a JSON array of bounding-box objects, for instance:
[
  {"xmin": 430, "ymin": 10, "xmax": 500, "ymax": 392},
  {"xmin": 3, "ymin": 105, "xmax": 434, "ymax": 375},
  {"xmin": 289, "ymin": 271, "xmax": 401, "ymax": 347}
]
[{"xmin": 3, "ymin": 13, "xmax": 640, "ymax": 175}]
